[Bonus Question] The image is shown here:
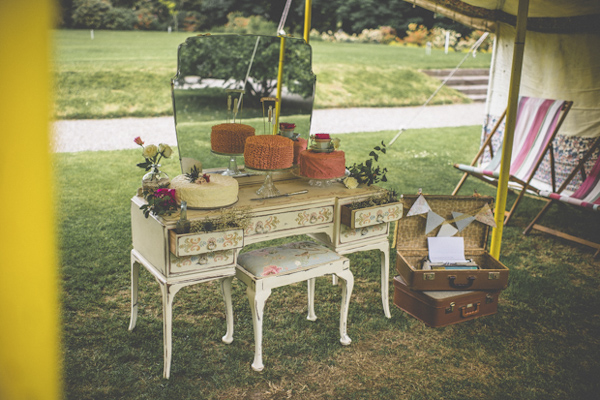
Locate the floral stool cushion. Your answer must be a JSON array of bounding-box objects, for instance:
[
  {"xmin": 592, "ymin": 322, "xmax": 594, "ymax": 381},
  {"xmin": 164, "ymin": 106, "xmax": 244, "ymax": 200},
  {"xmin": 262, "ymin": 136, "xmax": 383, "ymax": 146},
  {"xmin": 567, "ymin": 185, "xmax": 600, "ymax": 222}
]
[{"xmin": 238, "ymin": 241, "xmax": 342, "ymax": 278}]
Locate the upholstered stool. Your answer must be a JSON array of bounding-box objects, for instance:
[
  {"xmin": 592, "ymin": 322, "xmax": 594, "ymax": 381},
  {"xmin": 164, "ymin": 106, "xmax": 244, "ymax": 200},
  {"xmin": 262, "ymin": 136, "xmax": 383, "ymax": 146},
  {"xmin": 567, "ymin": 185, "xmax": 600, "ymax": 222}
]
[{"xmin": 221, "ymin": 241, "xmax": 354, "ymax": 371}]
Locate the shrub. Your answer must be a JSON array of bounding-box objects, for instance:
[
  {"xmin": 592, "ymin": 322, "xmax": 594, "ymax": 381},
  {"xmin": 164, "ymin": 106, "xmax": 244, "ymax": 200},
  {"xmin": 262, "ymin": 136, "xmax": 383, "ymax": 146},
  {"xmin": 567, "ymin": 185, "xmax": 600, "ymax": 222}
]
[
  {"xmin": 72, "ymin": 0, "xmax": 111, "ymax": 29},
  {"xmin": 401, "ymin": 23, "xmax": 430, "ymax": 47},
  {"xmin": 135, "ymin": 8, "xmax": 159, "ymax": 30},
  {"xmin": 177, "ymin": 11, "xmax": 205, "ymax": 32},
  {"xmin": 103, "ymin": 7, "xmax": 137, "ymax": 30},
  {"xmin": 429, "ymin": 27, "xmax": 461, "ymax": 50},
  {"xmin": 223, "ymin": 12, "xmax": 277, "ymax": 35}
]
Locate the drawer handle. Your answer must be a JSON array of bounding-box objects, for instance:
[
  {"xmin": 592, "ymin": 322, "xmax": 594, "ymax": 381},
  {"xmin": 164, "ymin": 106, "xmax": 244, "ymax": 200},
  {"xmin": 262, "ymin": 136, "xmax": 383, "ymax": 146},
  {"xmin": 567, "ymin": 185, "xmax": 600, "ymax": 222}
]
[
  {"xmin": 376, "ymin": 214, "xmax": 384, "ymax": 223},
  {"xmin": 448, "ymin": 275, "xmax": 476, "ymax": 289},
  {"xmin": 197, "ymin": 255, "xmax": 208, "ymax": 265},
  {"xmin": 255, "ymin": 221, "xmax": 264, "ymax": 234},
  {"xmin": 460, "ymin": 302, "xmax": 481, "ymax": 318},
  {"xmin": 360, "ymin": 227, "xmax": 369, "ymax": 236},
  {"xmin": 310, "ymin": 215, "xmax": 318, "ymax": 224},
  {"xmin": 206, "ymin": 239, "xmax": 217, "ymax": 250}
]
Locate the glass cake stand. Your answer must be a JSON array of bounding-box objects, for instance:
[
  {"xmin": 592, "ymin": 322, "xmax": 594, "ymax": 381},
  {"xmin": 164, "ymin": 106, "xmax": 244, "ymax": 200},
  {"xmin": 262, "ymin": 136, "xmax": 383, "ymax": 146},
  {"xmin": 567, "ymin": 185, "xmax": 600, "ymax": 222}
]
[
  {"xmin": 244, "ymin": 166, "xmax": 293, "ymax": 198},
  {"xmin": 211, "ymin": 150, "xmax": 246, "ymax": 176},
  {"xmin": 291, "ymin": 166, "xmax": 346, "ymax": 187}
]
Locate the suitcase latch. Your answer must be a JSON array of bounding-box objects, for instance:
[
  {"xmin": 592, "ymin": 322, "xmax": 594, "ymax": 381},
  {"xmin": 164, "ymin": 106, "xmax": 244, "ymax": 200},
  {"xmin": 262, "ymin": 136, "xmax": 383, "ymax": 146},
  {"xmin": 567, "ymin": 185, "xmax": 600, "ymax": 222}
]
[
  {"xmin": 488, "ymin": 272, "xmax": 500, "ymax": 280},
  {"xmin": 486, "ymin": 293, "xmax": 494, "ymax": 304},
  {"xmin": 423, "ymin": 272, "xmax": 435, "ymax": 281},
  {"xmin": 445, "ymin": 302, "xmax": 456, "ymax": 314}
]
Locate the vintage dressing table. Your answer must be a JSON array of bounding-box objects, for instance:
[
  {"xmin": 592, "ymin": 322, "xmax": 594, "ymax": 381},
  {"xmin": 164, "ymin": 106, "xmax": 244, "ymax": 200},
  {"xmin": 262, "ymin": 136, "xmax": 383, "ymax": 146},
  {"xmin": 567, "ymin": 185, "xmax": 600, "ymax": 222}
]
[{"xmin": 128, "ymin": 34, "xmax": 402, "ymax": 378}]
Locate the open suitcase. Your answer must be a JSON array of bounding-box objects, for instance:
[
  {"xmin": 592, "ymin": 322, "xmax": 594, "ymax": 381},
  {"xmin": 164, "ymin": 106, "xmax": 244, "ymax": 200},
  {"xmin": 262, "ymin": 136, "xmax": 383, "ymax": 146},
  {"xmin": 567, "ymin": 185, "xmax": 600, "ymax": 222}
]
[
  {"xmin": 393, "ymin": 275, "xmax": 500, "ymax": 327},
  {"xmin": 395, "ymin": 195, "xmax": 509, "ymax": 291}
]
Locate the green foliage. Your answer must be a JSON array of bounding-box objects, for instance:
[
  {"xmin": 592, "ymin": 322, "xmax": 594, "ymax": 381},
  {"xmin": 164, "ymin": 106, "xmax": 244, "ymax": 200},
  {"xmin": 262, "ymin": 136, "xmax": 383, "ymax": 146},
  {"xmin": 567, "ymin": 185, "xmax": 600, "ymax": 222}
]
[
  {"xmin": 346, "ymin": 141, "xmax": 388, "ymax": 186},
  {"xmin": 103, "ymin": 7, "xmax": 137, "ymax": 30},
  {"xmin": 72, "ymin": 0, "xmax": 111, "ymax": 29}
]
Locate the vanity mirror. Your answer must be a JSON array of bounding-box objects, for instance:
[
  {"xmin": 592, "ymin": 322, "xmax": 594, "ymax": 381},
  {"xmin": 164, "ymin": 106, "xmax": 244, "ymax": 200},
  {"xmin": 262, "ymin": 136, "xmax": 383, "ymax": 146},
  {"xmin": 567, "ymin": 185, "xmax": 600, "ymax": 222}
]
[{"xmin": 171, "ymin": 34, "xmax": 316, "ymax": 175}]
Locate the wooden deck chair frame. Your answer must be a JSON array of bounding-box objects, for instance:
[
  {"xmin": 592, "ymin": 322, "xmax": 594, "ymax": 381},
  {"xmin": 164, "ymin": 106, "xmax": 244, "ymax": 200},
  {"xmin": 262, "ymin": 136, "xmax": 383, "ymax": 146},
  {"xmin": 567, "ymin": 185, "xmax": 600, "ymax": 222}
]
[
  {"xmin": 452, "ymin": 98, "xmax": 573, "ymax": 226},
  {"xmin": 523, "ymin": 137, "xmax": 600, "ymax": 259}
]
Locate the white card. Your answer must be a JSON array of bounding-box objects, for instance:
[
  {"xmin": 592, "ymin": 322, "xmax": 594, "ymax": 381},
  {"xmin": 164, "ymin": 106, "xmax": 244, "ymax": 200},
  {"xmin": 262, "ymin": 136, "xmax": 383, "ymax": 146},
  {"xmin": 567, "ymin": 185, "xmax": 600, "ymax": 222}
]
[{"xmin": 427, "ymin": 237, "xmax": 469, "ymax": 263}]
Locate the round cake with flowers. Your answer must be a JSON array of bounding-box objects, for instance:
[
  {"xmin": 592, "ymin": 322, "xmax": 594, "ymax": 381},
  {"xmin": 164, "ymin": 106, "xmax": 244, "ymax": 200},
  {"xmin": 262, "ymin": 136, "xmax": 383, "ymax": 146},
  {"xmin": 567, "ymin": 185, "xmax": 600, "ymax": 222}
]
[
  {"xmin": 211, "ymin": 123, "xmax": 256, "ymax": 154},
  {"xmin": 170, "ymin": 166, "xmax": 239, "ymax": 208}
]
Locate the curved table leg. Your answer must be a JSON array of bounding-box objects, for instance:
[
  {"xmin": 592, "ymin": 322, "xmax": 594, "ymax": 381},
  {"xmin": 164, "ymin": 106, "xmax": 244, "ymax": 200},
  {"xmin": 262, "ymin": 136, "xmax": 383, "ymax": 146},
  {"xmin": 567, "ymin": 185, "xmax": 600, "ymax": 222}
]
[
  {"xmin": 220, "ymin": 276, "xmax": 234, "ymax": 344},
  {"xmin": 128, "ymin": 253, "xmax": 140, "ymax": 331},
  {"xmin": 159, "ymin": 283, "xmax": 182, "ymax": 379},
  {"xmin": 378, "ymin": 243, "xmax": 391, "ymax": 319},
  {"xmin": 335, "ymin": 266, "xmax": 354, "ymax": 346}
]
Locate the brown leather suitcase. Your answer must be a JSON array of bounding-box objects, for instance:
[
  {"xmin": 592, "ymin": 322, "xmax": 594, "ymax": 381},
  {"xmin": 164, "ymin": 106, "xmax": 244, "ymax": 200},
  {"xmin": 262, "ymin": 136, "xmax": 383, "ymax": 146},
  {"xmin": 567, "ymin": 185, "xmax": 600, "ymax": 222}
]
[
  {"xmin": 395, "ymin": 195, "xmax": 509, "ymax": 291},
  {"xmin": 393, "ymin": 275, "xmax": 500, "ymax": 327}
]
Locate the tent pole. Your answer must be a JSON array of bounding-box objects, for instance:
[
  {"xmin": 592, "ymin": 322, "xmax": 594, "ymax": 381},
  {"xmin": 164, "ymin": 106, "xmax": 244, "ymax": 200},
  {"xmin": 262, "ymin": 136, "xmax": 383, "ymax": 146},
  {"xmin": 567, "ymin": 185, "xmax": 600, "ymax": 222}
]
[
  {"xmin": 490, "ymin": 0, "xmax": 530, "ymax": 258},
  {"xmin": 304, "ymin": 0, "xmax": 312, "ymax": 43},
  {"xmin": 274, "ymin": 35, "xmax": 286, "ymax": 134}
]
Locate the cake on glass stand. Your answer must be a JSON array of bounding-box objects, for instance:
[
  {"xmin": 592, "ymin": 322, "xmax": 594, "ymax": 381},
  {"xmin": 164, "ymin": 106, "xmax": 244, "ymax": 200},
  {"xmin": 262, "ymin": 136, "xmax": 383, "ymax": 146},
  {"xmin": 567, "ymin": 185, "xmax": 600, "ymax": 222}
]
[
  {"xmin": 244, "ymin": 166, "xmax": 293, "ymax": 198},
  {"xmin": 210, "ymin": 150, "xmax": 248, "ymax": 176}
]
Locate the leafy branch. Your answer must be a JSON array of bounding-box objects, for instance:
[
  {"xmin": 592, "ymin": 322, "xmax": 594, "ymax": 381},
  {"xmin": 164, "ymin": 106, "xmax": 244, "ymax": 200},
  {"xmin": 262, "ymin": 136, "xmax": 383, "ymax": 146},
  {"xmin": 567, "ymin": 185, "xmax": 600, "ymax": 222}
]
[{"xmin": 346, "ymin": 141, "xmax": 388, "ymax": 186}]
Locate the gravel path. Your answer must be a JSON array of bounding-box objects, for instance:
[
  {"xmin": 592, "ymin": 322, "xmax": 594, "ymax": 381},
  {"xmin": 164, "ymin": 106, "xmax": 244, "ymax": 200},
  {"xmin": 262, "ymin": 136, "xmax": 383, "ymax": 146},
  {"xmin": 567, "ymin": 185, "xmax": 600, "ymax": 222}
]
[{"xmin": 52, "ymin": 103, "xmax": 486, "ymax": 152}]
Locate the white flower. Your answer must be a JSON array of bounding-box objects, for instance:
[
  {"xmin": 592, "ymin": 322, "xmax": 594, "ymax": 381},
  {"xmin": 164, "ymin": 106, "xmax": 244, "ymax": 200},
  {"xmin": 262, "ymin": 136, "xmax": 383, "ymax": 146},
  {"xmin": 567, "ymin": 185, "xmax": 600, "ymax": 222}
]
[
  {"xmin": 143, "ymin": 144, "xmax": 158, "ymax": 159},
  {"xmin": 343, "ymin": 177, "xmax": 359, "ymax": 189},
  {"xmin": 159, "ymin": 143, "xmax": 173, "ymax": 158}
]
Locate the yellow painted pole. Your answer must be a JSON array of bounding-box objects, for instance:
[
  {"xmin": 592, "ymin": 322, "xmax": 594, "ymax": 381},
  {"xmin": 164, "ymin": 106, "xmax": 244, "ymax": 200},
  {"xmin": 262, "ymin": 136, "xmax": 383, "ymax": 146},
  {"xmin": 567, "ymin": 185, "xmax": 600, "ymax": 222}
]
[
  {"xmin": 490, "ymin": 0, "xmax": 530, "ymax": 258},
  {"xmin": 273, "ymin": 35, "xmax": 286, "ymax": 135},
  {"xmin": 0, "ymin": 1, "xmax": 61, "ymax": 400},
  {"xmin": 304, "ymin": 0, "xmax": 312, "ymax": 43}
]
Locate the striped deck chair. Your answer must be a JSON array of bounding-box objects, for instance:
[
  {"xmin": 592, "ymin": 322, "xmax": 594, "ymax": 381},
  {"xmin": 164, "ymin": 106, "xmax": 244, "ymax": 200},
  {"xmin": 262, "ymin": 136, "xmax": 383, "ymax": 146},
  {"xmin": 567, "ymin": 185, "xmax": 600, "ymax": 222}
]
[
  {"xmin": 524, "ymin": 138, "xmax": 600, "ymax": 258},
  {"xmin": 452, "ymin": 97, "xmax": 573, "ymax": 225}
]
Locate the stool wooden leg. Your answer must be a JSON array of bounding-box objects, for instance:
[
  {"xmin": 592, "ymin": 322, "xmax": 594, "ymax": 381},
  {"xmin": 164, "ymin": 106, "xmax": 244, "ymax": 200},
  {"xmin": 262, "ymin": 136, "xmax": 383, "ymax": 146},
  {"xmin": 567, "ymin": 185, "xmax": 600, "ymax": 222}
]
[
  {"xmin": 220, "ymin": 276, "xmax": 234, "ymax": 344},
  {"xmin": 159, "ymin": 283, "xmax": 182, "ymax": 379},
  {"xmin": 128, "ymin": 254, "xmax": 140, "ymax": 331},
  {"xmin": 335, "ymin": 267, "xmax": 354, "ymax": 346},
  {"xmin": 247, "ymin": 284, "xmax": 271, "ymax": 372},
  {"xmin": 307, "ymin": 278, "xmax": 317, "ymax": 321}
]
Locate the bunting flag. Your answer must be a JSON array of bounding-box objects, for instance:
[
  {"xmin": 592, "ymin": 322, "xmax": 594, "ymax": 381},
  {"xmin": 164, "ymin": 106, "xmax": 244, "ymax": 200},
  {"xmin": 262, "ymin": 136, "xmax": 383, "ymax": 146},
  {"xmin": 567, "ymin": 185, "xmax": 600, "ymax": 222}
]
[
  {"xmin": 452, "ymin": 211, "xmax": 476, "ymax": 232},
  {"xmin": 437, "ymin": 223, "xmax": 458, "ymax": 237},
  {"xmin": 425, "ymin": 211, "xmax": 445, "ymax": 234},
  {"xmin": 474, "ymin": 203, "xmax": 497, "ymax": 227},
  {"xmin": 407, "ymin": 194, "xmax": 431, "ymax": 216}
]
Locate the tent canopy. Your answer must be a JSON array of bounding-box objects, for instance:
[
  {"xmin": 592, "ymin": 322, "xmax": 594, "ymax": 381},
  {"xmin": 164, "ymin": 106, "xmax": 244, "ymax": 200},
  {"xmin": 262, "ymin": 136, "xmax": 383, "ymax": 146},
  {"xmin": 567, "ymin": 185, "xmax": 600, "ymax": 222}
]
[{"xmin": 408, "ymin": 0, "xmax": 600, "ymax": 33}]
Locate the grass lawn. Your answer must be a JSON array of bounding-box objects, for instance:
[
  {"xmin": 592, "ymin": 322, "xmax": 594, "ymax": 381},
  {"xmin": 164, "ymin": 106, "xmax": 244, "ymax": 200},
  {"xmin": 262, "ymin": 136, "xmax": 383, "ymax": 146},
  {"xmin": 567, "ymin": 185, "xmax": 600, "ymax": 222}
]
[
  {"xmin": 53, "ymin": 30, "xmax": 491, "ymax": 119},
  {"xmin": 57, "ymin": 126, "xmax": 600, "ymax": 399}
]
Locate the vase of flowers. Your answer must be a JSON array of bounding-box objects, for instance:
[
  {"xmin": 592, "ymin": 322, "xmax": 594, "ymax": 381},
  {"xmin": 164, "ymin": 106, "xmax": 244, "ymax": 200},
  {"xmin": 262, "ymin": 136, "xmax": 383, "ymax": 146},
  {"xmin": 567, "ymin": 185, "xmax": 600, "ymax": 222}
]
[{"xmin": 135, "ymin": 137, "xmax": 173, "ymax": 192}]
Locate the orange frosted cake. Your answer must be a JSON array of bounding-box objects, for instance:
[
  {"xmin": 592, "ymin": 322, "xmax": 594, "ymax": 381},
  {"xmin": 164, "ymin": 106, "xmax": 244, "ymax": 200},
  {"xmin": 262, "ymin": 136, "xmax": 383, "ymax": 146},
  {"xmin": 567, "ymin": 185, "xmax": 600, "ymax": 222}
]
[
  {"xmin": 293, "ymin": 138, "xmax": 308, "ymax": 165},
  {"xmin": 211, "ymin": 123, "xmax": 255, "ymax": 154},
  {"xmin": 298, "ymin": 150, "xmax": 346, "ymax": 179},
  {"xmin": 244, "ymin": 135, "xmax": 294, "ymax": 170}
]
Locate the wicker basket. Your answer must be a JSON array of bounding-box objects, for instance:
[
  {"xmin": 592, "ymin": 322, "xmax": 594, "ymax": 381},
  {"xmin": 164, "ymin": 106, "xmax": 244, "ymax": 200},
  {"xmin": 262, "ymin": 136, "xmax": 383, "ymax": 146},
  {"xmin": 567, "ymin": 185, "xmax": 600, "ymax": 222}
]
[{"xmin": 395, "ymin": 195, "xmax": 509, "ymax": 291}]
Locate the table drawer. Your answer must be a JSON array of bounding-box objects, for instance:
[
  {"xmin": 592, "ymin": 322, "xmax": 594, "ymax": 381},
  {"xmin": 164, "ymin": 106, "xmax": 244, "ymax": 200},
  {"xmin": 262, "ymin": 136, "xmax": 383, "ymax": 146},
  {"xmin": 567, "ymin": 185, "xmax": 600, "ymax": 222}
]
[
  {"xmin": 245, "ymin": 206, "xmax": 334, "ymax": 236},
  {"xmin": 169, "ymin": 229, "xmax": 244, "ymax": 257},
  {"xmin": 339, "ymin": 222, "xmax": 389, "ymax": 244},
  {"xmin": 340, "ymin": 202, "xmax": 402, "ymax": 229},
  {"xmin": 169, "ymin": 249, "xmax": 236, "ymax": 276}
]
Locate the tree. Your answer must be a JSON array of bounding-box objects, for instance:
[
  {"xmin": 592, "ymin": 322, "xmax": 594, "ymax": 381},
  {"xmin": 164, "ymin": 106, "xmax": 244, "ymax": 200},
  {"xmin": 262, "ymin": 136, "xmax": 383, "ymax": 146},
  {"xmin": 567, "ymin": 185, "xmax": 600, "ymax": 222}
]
[{"xmin": 72, "ymin": 0, "xmax": 112, "ymax": 29}]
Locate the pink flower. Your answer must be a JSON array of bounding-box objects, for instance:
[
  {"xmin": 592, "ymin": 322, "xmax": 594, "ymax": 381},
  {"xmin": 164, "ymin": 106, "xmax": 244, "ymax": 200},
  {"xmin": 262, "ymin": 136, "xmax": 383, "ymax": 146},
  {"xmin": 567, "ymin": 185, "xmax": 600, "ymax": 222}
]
[
  {"xmin": 262, "ymin": 265, "xmax": 282, "ymax": 276},
  {"xmin": 315, "ymin": 133, "xmax": 330, "ymax": 140},
  {"xmin": 155, "ymin": 188, "xmax": 177, "ymax": 206},
  {"xmin": 134, "ymin": 136, "xmax": 144, "ymax": 146}
]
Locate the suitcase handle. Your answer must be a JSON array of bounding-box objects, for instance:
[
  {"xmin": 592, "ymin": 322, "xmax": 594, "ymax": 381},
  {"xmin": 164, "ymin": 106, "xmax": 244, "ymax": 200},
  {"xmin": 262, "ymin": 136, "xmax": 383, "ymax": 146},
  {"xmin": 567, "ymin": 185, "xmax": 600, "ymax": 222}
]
[
  {"xmin": 460, "ymin": 302, "xmax": 481, "ymax": 318},
  {"xmin": 448, "ymin": 275, "xmax": 476, "ymax": 289}
]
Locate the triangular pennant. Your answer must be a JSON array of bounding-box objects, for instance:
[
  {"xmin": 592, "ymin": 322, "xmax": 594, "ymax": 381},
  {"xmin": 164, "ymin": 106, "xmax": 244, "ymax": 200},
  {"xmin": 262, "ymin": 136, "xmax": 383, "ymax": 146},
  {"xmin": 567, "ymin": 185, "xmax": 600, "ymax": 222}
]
[
  {"xmin": 452, "ymin": 211, "xmax": 476, "ymax": 232},
  {"xmin": 474, "ymin": 204, "xmax": 497, "ymax": 228},
  {"xmin": 437, "ymin": 223, "xmax": 458, "ymax": 237},
  {"xmin": 407, "ymin": 195, "xmax": 431, "ymax": 216},
  {"xmin": 425, "ymin": 211, "xmax": 445, "ymax": 234}
]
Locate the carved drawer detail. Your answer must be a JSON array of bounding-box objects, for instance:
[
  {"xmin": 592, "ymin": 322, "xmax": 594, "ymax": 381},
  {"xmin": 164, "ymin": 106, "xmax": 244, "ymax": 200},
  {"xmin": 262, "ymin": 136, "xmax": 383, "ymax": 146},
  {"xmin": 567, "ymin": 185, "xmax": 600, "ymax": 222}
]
[
  {"xmin": 169, "ymin": 229, "xmax": 244, "ymax": 257},
  {"xmin": 340, "ymin": 202, "xmax": 403, "ymax": 229},
  {"xmin": 169, "ymin": 249, "xmax": 235, "ymax": 275},
  {"xmin": 339, "ymin": 222, "xmax": 389, "ymax": 244},
  {"xmin": 245, "ymin": 206, "xmax": 334, "ymax": 236}
]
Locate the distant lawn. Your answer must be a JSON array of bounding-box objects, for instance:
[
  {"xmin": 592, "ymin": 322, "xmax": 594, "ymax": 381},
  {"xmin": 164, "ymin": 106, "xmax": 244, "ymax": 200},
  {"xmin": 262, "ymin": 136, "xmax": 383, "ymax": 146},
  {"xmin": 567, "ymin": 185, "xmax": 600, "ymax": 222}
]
[{"xmin": 53, "ymin": 30, "xmax": 491, "ymax": 119}]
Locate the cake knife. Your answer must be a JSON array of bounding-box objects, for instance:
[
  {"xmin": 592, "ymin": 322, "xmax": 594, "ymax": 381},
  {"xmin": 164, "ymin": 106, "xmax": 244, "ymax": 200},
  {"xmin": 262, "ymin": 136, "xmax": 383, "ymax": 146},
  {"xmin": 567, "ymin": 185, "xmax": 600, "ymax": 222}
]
[{"xmin": 250, "ymin": 190, "xmax": 308, "ymax": 200}]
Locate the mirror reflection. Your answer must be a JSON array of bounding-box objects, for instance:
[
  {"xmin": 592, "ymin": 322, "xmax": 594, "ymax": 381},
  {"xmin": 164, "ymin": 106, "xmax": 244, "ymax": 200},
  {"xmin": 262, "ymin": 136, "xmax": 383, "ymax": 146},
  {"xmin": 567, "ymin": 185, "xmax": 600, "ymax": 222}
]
[{"xmin": 172, "ymin": 34, "xmax": 316, "ymax": 174}]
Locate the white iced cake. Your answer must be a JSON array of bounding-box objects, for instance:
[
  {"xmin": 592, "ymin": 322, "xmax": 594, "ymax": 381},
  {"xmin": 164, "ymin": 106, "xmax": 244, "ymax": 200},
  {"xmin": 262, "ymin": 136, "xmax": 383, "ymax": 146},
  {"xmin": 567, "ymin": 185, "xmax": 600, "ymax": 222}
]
[{"xmin": 170, "ymin": 173, "xmax": 238, "ymax": 208}]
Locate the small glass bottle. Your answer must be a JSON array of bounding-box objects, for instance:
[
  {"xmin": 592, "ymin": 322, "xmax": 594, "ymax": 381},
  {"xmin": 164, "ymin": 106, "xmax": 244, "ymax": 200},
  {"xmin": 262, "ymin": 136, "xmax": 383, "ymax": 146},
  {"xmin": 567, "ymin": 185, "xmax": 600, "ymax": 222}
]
[{"xmin": 176, "ymin": 201, "xmax": 191, "ymax": 234}]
